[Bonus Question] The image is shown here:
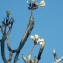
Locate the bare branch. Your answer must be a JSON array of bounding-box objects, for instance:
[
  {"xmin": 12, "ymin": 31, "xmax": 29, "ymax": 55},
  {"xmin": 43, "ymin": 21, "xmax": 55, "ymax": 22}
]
[
  {"xmin": 0, "ymin": 25, "xmax": 4, "ymax": 34},
  {"xmin": 6, "ymin": 35, "xmax": 18, "ymax": 53},
  {"xmin": 13, "ymin": 15, "xmax": 34, "ymax": 63},
  {"xmin": 37, "ymin": 41, "xmax": 45, "ymax": 61},
  {"xmin": 7, "ymin": 18, "xmax": 14, "ymax": 36},
  {"xmin": 7, "ymin": 51, "xmax": 13, "ymax": 63},
  {"xmin": 0, "ymin": 12, "xmax": 15, "ymax": 63},
  {"xmin": 6, "ymin": 35, "xmax": 18, "ymax": 63},
  {"xmin": 1, "ymin": 33, "xmax": 7, "ymax": 63},
  {"xmin": 7, "ymin": 27, "xmax": 12, "ymax": 36}
]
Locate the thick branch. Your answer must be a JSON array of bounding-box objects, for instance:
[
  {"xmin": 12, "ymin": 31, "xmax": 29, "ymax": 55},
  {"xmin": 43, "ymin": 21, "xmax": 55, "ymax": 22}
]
[
  {"xmin": 1, "ymin": 33, "xmax": 7, "ymax": 63},
  {"xmin": 13, "ymin": 15, "xmax": 34, "ymax": 63}
]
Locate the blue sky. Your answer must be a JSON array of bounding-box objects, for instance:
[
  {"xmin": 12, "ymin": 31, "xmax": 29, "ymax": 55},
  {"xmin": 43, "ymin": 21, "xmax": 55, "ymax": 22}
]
[{"xmin": 0, "ymin": 0, "xmax": 63, "ymax": 63}]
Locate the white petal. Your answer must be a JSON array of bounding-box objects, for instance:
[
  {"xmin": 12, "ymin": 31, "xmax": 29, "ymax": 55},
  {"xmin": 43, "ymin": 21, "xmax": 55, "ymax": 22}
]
[
  {"xmin": 39, "ymin": 38, "xmax": 45, "ymax": 42},
  {"xmin": 30, "ymin": 35, "xmax": 35, "ymax": 40},
  {"xmin": 30, "ymin": 35, "xmax": 34, "ymax": 39},
  {"xmin": 39, "ymin": 42, "xmax": 43, "ymax": 45},
  {"xmin": 40, "ymin": 0, "xmax": 46, "ymax": 7},
  {"xmin": 34, "ymin": 34, "xmax": 39, "ymax": 39}
]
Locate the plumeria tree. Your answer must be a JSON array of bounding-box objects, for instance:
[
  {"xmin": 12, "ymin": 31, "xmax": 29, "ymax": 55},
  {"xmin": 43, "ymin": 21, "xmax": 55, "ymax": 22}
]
[
  {"xmin": 1, "ymin": 0, "xmax": 63, "ymax": 63},
  {"xmin": 0, "ymin": 0, "xmax": 63, "ymax": 63},
  {"xmin": 0, "ymin": 0, "xmax": 46, "ymax": 63},
  {"xmin": 0, "ymin": 10, "xmax": 45, "ymax": 63}
]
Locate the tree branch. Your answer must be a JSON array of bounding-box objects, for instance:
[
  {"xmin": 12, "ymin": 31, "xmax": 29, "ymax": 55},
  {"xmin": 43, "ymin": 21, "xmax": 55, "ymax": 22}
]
[
  {"xmin": 6, "ymin": 35, "xmax": 18, "ymax": 63},
  {"xmin": 0, "ymin": 18, "xmax": 14, "ymax": 63},
  {"xmin": 37, "ymin": 41, "xmax": 45, "ymax": 61},
  {"xmin": 7, "ymin": 51, "xmax": 13, "ymax": 63},
  {"xmin": 6, "ymin": 35, "xmax": 17, "ymax": 53},
  {"xmin": 13, "ymin": 15, "xmax": 34, "ymax": 63},
  {"xmin": 1, "ymin": 33, "xmax": 7, "ymax": 63},
  {"xmin": 0, "ymin": 25, "xmax": 4, "ymax": 34}
]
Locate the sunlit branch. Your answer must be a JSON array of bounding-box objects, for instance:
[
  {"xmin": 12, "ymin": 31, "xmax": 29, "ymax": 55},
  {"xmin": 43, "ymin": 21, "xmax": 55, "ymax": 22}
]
[
  {"xmin": 37, "ymin": 40, "xmax": 45, "ymax": 61},
  {"xmin": 13, "ymin": 15, "xmax": 34, "ymax": 63},
  {"xmin": 7, "ymin": 51, "xmax": 13, "ymax": 63},
  {"xmin": 22, "ymin": 54, "xmax": 27, "ymax": 63},
  {"xmin": 33, "ymin": 57, "xmax": 38, "ymax": 63}
]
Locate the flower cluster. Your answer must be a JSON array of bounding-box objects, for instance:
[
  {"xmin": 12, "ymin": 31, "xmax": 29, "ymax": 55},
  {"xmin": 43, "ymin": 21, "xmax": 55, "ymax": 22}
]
[
  {"xmin": 26, "ymin": 0, "xmax": 46, "ymax": 10},
  {"xmin": 30, "ymin": 34, "xmax": 45, "ymax": 45}
]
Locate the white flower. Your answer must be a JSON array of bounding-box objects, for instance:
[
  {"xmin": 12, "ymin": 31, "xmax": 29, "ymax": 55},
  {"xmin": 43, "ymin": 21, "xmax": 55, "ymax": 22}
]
[
  {"xmin": 30, "ymin": 34, "xmax": 39, "ymax": 41},
  {"xmin": 37, "ymin": 38, "xmax": 45, "ymax": 45},
  {"xmin": 30, "ymin": 35, "xmax": 45, "ymax": 46},
  {"xmin": 30, "ymin": 34, "xmax": 40, "ymax": 45},
  {"xmin": 40, "ymin": 0, "xmax": 46, "ymax": 7},
  {"xmin": 30, "ymin": 35, "xmax": 35, "ymax": 41},
  {"xmin": 38, "ymin": 38, "xmax": 44, "ymax": 42},
  {"xmin": 40, "ymin": 42, "xmax": 43, "ymax": 45}
]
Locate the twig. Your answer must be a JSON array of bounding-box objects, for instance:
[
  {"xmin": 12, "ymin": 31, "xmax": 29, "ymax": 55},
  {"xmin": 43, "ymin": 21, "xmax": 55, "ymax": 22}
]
[
  {"xmin": 7, "ymin": 51, "xmax": 13, "ymax": 63},
  {"xmin": 22, "ymin": 54, "xmax": 27, "ymax": 63},
  {"xmin": 6, "ymin": 35, "xmax": 18, "ymax": 53},
  {"xmin": 7, "ymin": 27, "xmax": 12, "ymax": 36},
  {"xmin": 0, "ymin": 25, "xmax": 4, "ymax": 34},
  {"xmin": 37, "ymin": 41, "xmax": 45, "ymax": 61}
]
